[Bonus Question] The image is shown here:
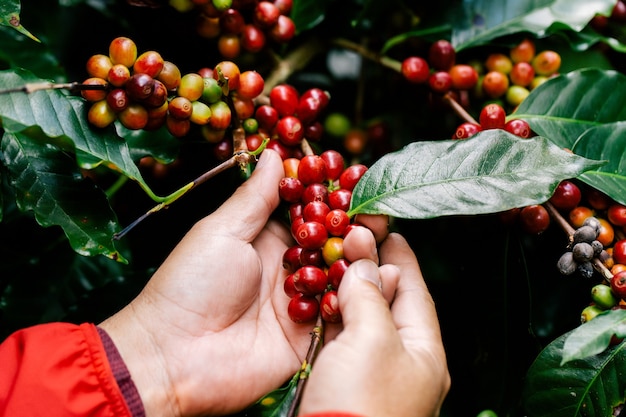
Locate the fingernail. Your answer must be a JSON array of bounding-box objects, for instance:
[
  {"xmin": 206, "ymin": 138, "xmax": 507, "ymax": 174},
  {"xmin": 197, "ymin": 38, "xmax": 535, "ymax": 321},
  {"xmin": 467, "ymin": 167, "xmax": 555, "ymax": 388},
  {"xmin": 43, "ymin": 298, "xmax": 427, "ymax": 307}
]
[{"xmin": 354, "ymin": 260, "xmax": 382, "ymax": 292}]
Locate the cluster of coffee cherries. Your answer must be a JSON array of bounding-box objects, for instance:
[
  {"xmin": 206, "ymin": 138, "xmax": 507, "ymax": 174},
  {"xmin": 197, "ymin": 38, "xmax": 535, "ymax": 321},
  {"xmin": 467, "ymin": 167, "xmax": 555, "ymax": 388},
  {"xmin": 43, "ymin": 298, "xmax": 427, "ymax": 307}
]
[
  {"xmin": 82, "ymin": 37, "xmax": 271, "ymax": 141},
  {"xmin": 279, "ymin": 150, "xmax": 368, "ymax": 324},
  {"xmin": 452, "ymin": 102, "xmax": 533, "ymax": 140},
  {"xmin": 557, "ymin": 216, "xmax": 608, "ymax": 279},
  {"xmin": 188, "ymin": 0, "xmax": 295, "ymax": 59},
  {"xmin": 400, "ymin": 38, "xmax": 561, "ymax": 113}
]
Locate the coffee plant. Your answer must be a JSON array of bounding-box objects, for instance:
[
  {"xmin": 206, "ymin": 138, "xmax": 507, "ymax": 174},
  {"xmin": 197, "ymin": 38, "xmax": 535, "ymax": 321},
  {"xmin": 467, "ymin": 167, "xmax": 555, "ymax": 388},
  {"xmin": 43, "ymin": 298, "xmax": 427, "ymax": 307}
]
[{"xmin": 3, "ymin": 0, "xmax": 626, "ymax": 416}]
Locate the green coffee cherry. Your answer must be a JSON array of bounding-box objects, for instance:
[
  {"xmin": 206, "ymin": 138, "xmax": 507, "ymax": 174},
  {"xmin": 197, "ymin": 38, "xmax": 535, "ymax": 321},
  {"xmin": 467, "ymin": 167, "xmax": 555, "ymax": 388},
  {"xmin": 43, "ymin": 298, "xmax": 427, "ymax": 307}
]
[{"xmin": 591, "ymin": 284, "xmax": 618, "ymax": 310}]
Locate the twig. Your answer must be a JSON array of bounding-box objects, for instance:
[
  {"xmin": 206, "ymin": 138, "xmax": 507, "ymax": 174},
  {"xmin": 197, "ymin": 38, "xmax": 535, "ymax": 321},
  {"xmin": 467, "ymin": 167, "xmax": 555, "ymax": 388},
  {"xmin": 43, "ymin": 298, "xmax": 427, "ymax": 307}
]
[
  {"xmin": 286, "ymin": 315, "xmax": 324, "ymax": 417},
  {"xmin": 443, "ymin": 93, "xmax": 479, "ymax": 125},
  {"xmin": 0, "ymin": 81, "xmax": 108, "ymax": 95}
]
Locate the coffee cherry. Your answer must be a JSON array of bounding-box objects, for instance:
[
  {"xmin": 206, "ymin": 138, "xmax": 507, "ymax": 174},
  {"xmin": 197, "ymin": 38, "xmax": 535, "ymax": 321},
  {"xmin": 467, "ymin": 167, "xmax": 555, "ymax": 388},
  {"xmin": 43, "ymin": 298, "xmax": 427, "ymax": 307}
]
[
  {"xmin": 510, "ymin": 62, "xmax": 535, "ymax": 87},
  {"xmin": 320, "ymin": 290, "xmax": 342, "ymax": 323},
  {"xmin": 237, "ymin": 70, "xmax": 265, "ymax": 99},
  {"xmin": 557, "ymin": 251, "xmax": 577, "ymax": 275},
  {"xmin": 614, "ymin": 239, "xmax": 626, "ymax": 265},
  {"xmin": 591, "ymin": 284, "xmax": 618, "ymax": 309},
  {"xmin": 505, "ymin": 86, "xmax": 530, "ymax": 107},
  {"xmin": 106, "ymin": 88, "xmax": 130, "ymax": 112},
  {"xmin": 270, "ymin": 84, "xmax": 299, "ymax": 117},
  {"xmin": 569, "ymin": 206, "xmax": 594, "ymax": 228},
  {"xmin": 268, "ymin": 15, "xmax": 296, "ymax": 43},
  {"xmin": 241, "ymin": 24, "xmax": 266, "ymax": 53},
  {"xmin": 126, "ymin": 73, "xmax": 155, "ymax": 101},
  {"xmin": 503, "ymin": 119, "xmax": 531, "ymax": 138},
  {"xmin": 213, "ymin": 60, "xmax": 241, "ymax": 91},
  {"xmin": 320, "ymin": 150, "xmax": 345, "ymax": 181},
  {"xmin": 549, "ymin": 180, "xmax": 582, "ymax": 211},
  {"xmin": 611, "ymin": 270, "xmax": 626, "ymax": 299},
  {"xmin": 597, "ymin": 218, "xmax": 615, "ymax": 247},
  {"xmin": 292, "ymin": 265, "xmax": 328, "ymax": 295},
  {"xmin": 573, "ymin": 225, "xmax": 599, "ymax": 244},
  {"xmin": 108, "ymin": 36, "xmax": 137, "ymax": 68},
  {"xmin": 295, "ymin": 221, "xmax": 328, "ymax": 250},
  {"xmin": 303, "ymin": 201, "xmax": 331, "ymax": 224},
  {"xmin": 208, "ymin": 100, "xmax": 232, "ymax": 130},
  {"xmin": 401, "ymin": 56, "xmax": 430, "ymax": 84},
  {"xmin": 277, "ymin": 116, "xmax": 304, "ymax": 146},
  {"xmin": 107, "ymin": 64, "xmax": 131, "ymax": 87},
  {"xmin": 325, "ymin": 209, "xmax": 350, "ymax": 236},
  {"xmin": 428, "ymin": 71, "xmax": 453, "ymax": 94},
  {"xmin": 86, "ymin": 54, "xmax": 113, "ymax": 79},
  {"xmin": 220, "ymin": 8, "xmax": 245, "ymax": 34},
  {"xmin": 479, "ymin": 103, "xmax": 506, "ymax": 130},
  {"xmin": 519, "ymin": 204, "xmax": 550, "ymax": 234},
  {"xmin": 510, "ymin": 38, "xmax": 536, "ymax": 63},
  {"xmin": 453, "ymin": 122, "xmax": 482, "ymax": 139},
  {"xmin": 166, "ymin": 114, "xmax": 191, "ymax": 137},
  {"xmin": 577, "ymin": 261, "xmax": 595, "ymax": 279},
  {"xmin": 168, "ymin": 96, "xmax": 194, "ymax": 119},
  {"xmin": 287, "ymin": 293, "xmax": 319, "ymax": 323},
  {"xmin": 88, "ymin": 100, "xmax": 117, "ymax": 128},
  {"xmin": 118, "ymin": 103, "xmax": 149, "ymax": 130},
  {"xmin": 178, "ymin": 73, "xmax": 205, "ymax": 101},
  {"xmin": 428, "ymin": 39, "xmax": 456, "ymax": 71},
  {"xmin": 253, "ymin": 1, "xmax": 281, "ymax": 28},
  {"xmin": 283, "ymin": 273, "xmax": 298, "ymax": 297},
  {"xmin": 608, "ymin": 204, "xmax": 626, "ymax": 227},
  {"xmin": 449, "ymin": 64, "xmax": 479, "ymax": 90},
  {"xmin": 532, "ymin": 50, "xmax": 561, "ymax": 76},
  {"xmin": 283, "ymin": 245, "xmax": 303, "ymax": 271},
  {"xmin": 327, "ymin": 258, "xmax": 350, "ymax": 289},
  {"xmin": 339, "ymin": 164, "xmax": 368, "ymax": 191},
  {"xmin": 133, "ymin": 50, "xmax": 165, "ymax": 78},
  {"xmin": 81, "ymin": 77, "xmax": 108, "ymax": 102},
  {"xmin": 279, "ymin": 177, "xmax": 304, "ymax": 203},
  {"xmin": 322, "ymin": 236, "xmax": 344, "ymax": 266},
  {"xmin": 218, "ymin": 34, "xmax": 241, "ymax": 59},
  {"xmin": 581, "ymin": 304, "xmax": 603, "ymax": 323},
  {"xmin": 298, "ymin": 155, "xmax": 327, "ymax": 185},
  {"xmin": 482, "ymin": 71, "xmax": 509, "ymax": 98},
  {"xmin": 328, "ymin": 188, "xmax": 352, "ymax": 211},
  {"xmin": 157, "ymin": 61, "xmax": 182, "ymax": 91},
  {"xmin": 190, "ymin": 101, "xmax": 212, "ymax": 125},
  {"xmin": 572, "ymin": 242, "xmax": 595, "ymax": 263}
]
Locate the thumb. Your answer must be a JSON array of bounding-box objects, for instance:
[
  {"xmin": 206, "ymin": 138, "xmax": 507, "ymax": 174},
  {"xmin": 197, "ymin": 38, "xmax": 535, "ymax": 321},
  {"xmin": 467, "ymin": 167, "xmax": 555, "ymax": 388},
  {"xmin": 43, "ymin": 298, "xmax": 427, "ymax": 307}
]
[
  {"xmin": 207, "ymin": 149, "xmax": 285, "ymax": 241},
  {"xmin": 337, "ymin": 259, "xmax": 394, "ymax": 335}
]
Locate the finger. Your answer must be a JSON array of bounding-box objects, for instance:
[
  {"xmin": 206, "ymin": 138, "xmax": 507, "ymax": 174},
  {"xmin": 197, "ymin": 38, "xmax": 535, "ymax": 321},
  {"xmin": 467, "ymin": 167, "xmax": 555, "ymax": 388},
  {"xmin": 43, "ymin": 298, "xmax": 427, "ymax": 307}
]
[
  {"xmin": 379, "ymin": 233, "xmax": 444, "ymax": 347},
  {"xmin": 200, "ymin": 149, "xmax": 285, "ymax": 242},
  {"xmin": 336, "ymin": 259, "xmax": 396, "ymax": 341},
  {"xmin": 342, "ymin": 225, "xmax": 378, "ymax": 264}
]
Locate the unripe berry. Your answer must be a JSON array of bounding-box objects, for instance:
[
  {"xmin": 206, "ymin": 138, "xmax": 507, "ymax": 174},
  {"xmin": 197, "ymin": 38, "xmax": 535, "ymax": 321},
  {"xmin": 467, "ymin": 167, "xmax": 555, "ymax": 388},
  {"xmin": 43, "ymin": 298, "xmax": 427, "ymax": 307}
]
[
  {"xmin": 86, "ymin": 54, "xmax": 113, "ymax": 80},
  {"xmin": 108, "ymin": 36, "xmax": 137, "ymax": 68},
  {"xmin": 88, "ymin": 100, "xmax": 117, "ymax": 128},
  {"xmin": 118, "ymin": 103, "xmax": 149, "ymax": 130}
]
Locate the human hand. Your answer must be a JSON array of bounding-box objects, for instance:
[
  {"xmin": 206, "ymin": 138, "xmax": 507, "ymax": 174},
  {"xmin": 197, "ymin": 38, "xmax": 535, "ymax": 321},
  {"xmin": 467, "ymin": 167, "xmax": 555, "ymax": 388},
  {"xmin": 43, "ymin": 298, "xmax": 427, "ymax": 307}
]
[
  {"xmin": 298, "ymin": 233, "xmax": 450, "ymax": 417},
  {"xmin": 100, "ymin": 149, "xmax": 314, "ymax": 416}
]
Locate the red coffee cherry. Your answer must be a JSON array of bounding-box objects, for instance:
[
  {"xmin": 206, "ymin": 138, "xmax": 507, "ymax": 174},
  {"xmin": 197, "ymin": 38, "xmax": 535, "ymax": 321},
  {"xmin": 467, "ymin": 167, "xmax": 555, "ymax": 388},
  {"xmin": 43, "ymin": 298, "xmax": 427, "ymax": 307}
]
[
  {"xmin": 269, "ymin": 84, "xmax": 299, "ymax": 117},
  {"xmin": 320, "ymin": 290, "xmax": 342, "ymax": 323},
  {"xmin": 449, "ymin": 64, "xmax": 479, "ymax": 90},
  {"xmin": 504, "ymin": 119, "xmax": 531, "ymax": 138},
  {"xmin": 339, "ymin": 164, "xmax": 368, "ymax": 191},
  {"xmin": 298, "ymin": 154, "xmax": 327, "ymax": 185},
  {"xmin": 519, "ymin": 204, "xmax": 550, "ymax": 234},
  {"xmin": 610, "ymin": 270, "xmax": 626, "ymax": 300},
  {"xmin": 549, "ymin": 180, "xmax": 582, "ymax": 211},
  {"xmin": 292, "ymin": 265, "xmax": 328, "ymax": 295},
  {"xmin": 295, "ymin": 221, "xmax": 328, "ymax": 250},
  {"xmin": 287, "ymin": 293, "xmax": 320, "ymax": 323},
  {"xmin": 453, "ymin": 122, "xmax": 482, "ymax": 139},
  {"xmin": 479, "ymin": 103, "xmax": 506, "ymax": 130},
  {"xmin": 428, "ymin": 39, "xmax": 456, "ymax": 71},
  {"xmin": 401, "ymin": 56, "xmax": 430, "ymax": 84}
]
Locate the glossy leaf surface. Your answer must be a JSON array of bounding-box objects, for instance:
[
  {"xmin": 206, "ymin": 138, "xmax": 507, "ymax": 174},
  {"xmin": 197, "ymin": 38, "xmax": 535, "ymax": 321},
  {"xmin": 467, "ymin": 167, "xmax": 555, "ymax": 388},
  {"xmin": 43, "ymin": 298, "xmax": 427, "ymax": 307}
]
[
  {"xmin": 348, "ymin": 132, "xmax": 603, "ymax": 219},
  {"xmin": 514, "ymin": 68, "xmax": 626, "ymax": 204},
  {"xmin": 522, "ymin": 331, "xmax": 626, "ymax": 417}
]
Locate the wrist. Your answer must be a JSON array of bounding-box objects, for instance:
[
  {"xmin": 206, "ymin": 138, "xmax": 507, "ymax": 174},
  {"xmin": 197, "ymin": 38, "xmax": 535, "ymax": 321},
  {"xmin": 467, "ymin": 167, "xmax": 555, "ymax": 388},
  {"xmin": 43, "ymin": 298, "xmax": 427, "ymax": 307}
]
[{"xmin": 100, "ymin": 306, "xmax": 180, "ymax": 417}]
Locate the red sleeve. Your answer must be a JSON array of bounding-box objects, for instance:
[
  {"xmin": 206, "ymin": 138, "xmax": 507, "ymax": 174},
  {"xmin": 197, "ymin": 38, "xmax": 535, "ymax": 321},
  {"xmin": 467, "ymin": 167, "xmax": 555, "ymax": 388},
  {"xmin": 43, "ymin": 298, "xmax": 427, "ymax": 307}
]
[
  {"xmin": 0, "ymin": 322, "xmax": 135, "ymax": 417},
  {"xmin": 299, "ymin": 413, "xmax": 364, "ymax": 417}
]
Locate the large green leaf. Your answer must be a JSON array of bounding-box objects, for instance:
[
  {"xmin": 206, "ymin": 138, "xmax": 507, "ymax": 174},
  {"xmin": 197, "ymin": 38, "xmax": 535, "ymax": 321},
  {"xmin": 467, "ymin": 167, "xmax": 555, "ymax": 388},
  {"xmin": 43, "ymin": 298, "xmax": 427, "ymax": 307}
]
[
  {"xmin": 513, "ymin": 68, "xmax": 626, "ymax": 204},
  {"xmin": 0, "ymin": 68, "xmax": 156, "ymax": 198},
  {"xmin": 0, "ymin": 131, "xmax": 125, "ymax": 262},
  {"xmin": 522, "ymin": 331, "xmax": 626, "ymax": 417},
  {"xmin": 347, "ymin": 131, "xmax": 603, "ymax": 219},
  {"xmin": 561, "ymin": 309, "xmax": 626, "ymax": 365},
  {"xmin": 451, "ymin": 0, "xmax": 616, "ymax": 50}
]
